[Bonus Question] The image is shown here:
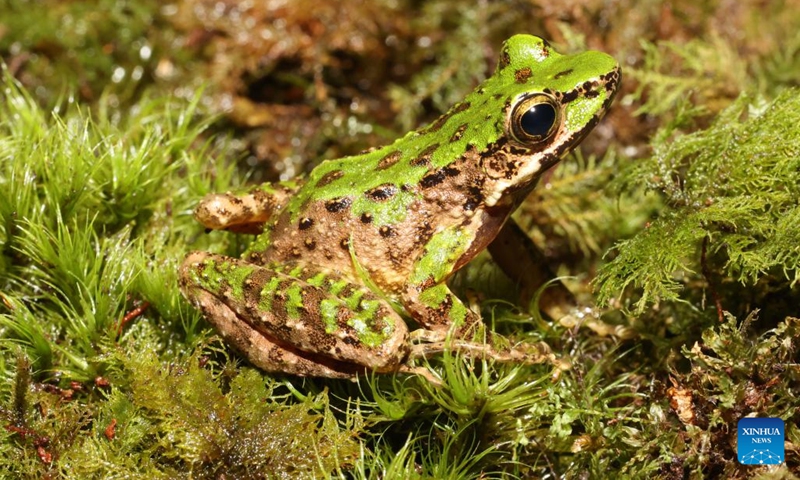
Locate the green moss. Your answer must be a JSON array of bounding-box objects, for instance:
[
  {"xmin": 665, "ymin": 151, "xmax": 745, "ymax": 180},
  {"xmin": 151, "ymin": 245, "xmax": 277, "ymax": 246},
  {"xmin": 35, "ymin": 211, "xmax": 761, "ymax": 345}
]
[
  {"xmin": 123, "ymin": 347, "xmax": 361, "ymax": 478},
  {"xmin": 596, "ymin": 90, "xmax": 800, "ymax": 313}
]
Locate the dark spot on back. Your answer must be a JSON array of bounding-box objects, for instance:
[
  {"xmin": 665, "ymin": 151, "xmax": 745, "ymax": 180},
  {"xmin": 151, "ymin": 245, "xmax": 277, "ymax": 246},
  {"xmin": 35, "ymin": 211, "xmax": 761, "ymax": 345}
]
[
  {"xmin": 514, "ymin": 67, "xmax": 532, "ymax": 83},
  {"xmin": 340, "ymin": 238, "xmax": 350, "ymax": 250},
  {"xmin": 379, "ymin": 226, "xmax": 395, "ymax": 238},
  {"xmin": 360, "ymin": 212, "xmax": 372, "ymax": 223},
  {"xmin": 304, "ymin": 238, "xmax": 316, "ymax": 250},
  {"xmin": 450, "ymin": 123, "xmax": 468, "ymax": 143},
  {"xmin": 554, "ymin": 69, "xmax": 573, "ymax": 79},
  {"xmin": 299, "ymin": 217, "xmax": 314, "ymax": 230},
  {"xmin": 410, "ymin": 143, "xmax": 439, "ymax": 167},
  {"xmin": 420, "ymin": 171, "xmax": 446, "ymax": 188},
  {"xmin": 325, "ymin": 197, "xmax": 352, "ymax": 213},
  {"xmin": 365, "ymin": 183, "xmax": 397, "ymax": 201},
  {"xmin": 420, "ymin": 165, "xmax": 460, "ymax": 189},
  {"xmin": 376, "ymin": 151, "xmax": 402, "ymax": 170},
  {"xmin": 316, "ymin": 170, "xmax": 344, "ymax": 187},
  {"xmin": 585, "ymin": 90, "xmax": 599, "ymax": 98},
  {"xmin": 453, "ymin": 102, "xmax": 470, "ymax": 114}
]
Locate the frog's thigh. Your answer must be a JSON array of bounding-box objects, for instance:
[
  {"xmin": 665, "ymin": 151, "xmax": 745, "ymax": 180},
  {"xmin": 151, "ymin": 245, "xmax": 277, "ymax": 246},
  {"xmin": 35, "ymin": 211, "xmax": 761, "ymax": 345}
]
[
  {"xmin": 487, "ymin": 218, "xmax": 577, "ymax": 319},
  {"xmin": 190, "ymin": 289, "xmax": 361, "ymax": 378},
  {"xmin": 194, "ymin": 183, "xmax": 295, "ymax": 233},
  {"xmin": 182, "ymin": 253, "xmax": 409, "ymax": 374}
]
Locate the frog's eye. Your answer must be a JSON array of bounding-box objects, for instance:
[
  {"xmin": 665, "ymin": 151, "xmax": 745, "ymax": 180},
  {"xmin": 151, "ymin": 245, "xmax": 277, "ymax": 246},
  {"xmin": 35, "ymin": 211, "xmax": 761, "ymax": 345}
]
[{"xmin": 509, "ymin": 94, "xmax": 559, "ymax": 146}]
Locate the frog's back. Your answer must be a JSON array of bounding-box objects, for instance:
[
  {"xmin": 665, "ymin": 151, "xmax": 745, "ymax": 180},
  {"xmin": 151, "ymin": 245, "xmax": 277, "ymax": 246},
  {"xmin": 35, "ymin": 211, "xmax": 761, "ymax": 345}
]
[{"xmin": 254, "ymin": 141, "xmax": 494, "ymax": 294}]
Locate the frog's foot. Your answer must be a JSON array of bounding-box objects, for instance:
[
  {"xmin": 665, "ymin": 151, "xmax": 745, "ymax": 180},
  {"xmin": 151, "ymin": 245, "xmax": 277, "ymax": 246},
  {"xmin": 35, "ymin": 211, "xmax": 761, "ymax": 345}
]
[
  {"xmin": 557, "ymin": 306, "xmax": 635, "ymax": 339},
  {"xmin": 407, "ymin": 329, "xmax": 554, "ymax": 366},
  {"xmin": 194, "ymin": 183, "xmax": 296, "ymax": 234},
  {"xmin": 180, "ymin": 252, "xmax": 410, "ymax": 379}
]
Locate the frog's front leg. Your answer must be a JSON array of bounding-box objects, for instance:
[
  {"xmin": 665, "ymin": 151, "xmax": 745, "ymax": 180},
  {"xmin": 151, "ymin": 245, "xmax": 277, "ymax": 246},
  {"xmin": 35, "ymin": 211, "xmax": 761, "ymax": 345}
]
[
  {"xmin": 401, "ymin": 228, "xmax": 482, "ymax": 336},
  {"xmin": 194, "ymin": 182, "xmax": 298, "ymax": 234},
  {"xmin": 488, "ymin": 219, "xmax": 634, "ymax": 338},
  {"xmin": 487, "ymin": 217, "xmax": 580, "ymax": 320},
  {"xmin": 399, "ymin": 226, "xmax": 556, "ymax": 367},
  {"xmin": 180, "ymin": 252, "xmax": 410, "ymax": 378}
]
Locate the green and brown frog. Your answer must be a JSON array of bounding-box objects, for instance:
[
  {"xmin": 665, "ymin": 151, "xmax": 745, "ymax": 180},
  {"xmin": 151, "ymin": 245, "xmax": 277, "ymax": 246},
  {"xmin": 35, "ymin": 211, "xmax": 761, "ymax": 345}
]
[{"xmin": 180, "ymin": 34, "xmax": 620, "ymax": 379}]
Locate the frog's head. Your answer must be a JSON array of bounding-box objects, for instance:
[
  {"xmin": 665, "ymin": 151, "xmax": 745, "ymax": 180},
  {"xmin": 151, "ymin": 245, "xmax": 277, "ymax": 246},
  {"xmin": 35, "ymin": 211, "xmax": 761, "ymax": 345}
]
[{"xmin": 474, "ymin": 34, "xmax": 620, "ymax": 205}]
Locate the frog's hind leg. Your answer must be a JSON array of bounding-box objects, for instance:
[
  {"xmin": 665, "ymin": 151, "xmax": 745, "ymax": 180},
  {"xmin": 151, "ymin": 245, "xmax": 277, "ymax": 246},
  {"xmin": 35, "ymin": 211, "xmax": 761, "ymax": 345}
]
[
  {"xmin": 180, "ymin": 252, "xmax": 410, "ymax": 378},
  {"xmin": 194, "ymin": 182, "xmax": 299, "ymax": 233},
  {"xmin": 188, "ymin": 288, "xmax": 364, "ymax": 379}
]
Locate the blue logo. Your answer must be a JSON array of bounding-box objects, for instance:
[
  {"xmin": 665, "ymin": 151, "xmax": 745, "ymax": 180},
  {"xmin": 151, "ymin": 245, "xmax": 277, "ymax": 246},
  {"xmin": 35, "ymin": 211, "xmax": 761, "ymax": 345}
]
[{"xmin": 738, "ymin": 417, "xmax": 784, "ymax": 465}]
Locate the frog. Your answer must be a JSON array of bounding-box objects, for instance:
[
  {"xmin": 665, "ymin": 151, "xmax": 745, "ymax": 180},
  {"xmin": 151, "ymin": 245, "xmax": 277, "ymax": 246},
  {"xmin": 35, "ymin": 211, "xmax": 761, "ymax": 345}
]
[{"xmin": 179, "ymin": 34, "xmax": 620, "ymax": 379}]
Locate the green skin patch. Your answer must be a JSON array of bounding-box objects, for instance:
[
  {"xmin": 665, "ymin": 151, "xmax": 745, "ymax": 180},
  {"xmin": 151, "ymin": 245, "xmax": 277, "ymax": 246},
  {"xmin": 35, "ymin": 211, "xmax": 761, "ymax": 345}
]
[
  {"xmin": 258, "ymin": 276, "xmax": 282, "ymax": 312},
  {"xmin": 409, "ymin": 228, "xmax": 474, "ymax": 286},
  {"xmin": 181, "ymin": 34, "xmax": 620, "ymax": 377},
  {"xmin": 192, "ymin": 258, "xmax": 254, "ymax": 303}
]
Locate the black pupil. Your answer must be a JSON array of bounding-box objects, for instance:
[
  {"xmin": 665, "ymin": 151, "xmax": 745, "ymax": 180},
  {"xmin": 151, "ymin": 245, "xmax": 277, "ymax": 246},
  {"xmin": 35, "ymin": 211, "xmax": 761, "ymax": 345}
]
[{"xmin": 520, "ymin": 103, "xmax": 556, "ymax": 138}]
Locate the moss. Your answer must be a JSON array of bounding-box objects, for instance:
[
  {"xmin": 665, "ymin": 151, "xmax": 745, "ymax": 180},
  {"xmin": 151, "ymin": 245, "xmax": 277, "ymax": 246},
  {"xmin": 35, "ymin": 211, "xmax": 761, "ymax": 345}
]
[
  {"xmin": 121, "ymin": 347, "xmax": 361, "ymax": 478},
  {"xmin": 596, "ymin": 90, "xmax": 800, "ymax": 315}
]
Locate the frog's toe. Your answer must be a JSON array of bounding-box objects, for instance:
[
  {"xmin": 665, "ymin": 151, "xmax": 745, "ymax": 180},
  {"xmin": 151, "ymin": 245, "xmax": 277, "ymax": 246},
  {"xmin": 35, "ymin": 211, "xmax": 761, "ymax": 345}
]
[{"xmin": 194, "ymin": 192, "xmax": 271, "ymax": 233}]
